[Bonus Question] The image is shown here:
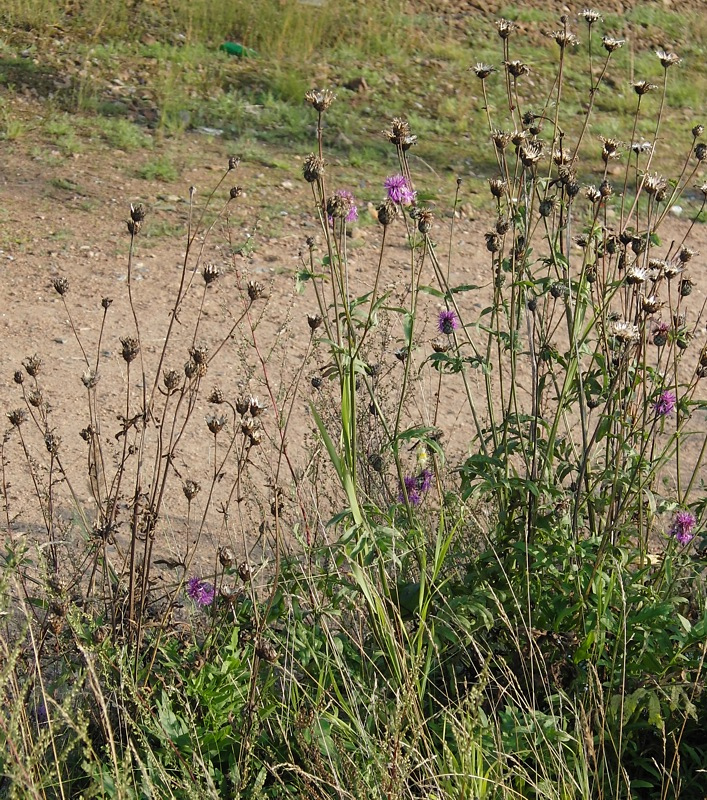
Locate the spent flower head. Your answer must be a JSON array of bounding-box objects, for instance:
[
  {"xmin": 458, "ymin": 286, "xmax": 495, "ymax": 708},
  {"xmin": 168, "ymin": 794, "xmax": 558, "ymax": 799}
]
[
  {"xmin": 602, "ymin": 36, "xmax": 624, "ymax": 52},
  {"xmin": 327, "ymin": 189, "xmax": 358, "ymax": 223},
  {"xmin": 656, "ymin": 49, "xmax": 680, "ymax": 68},
  {"xmin": 383, "ymin": 118, "xmax": 417, "ymax": 150},
  {"xmin": 580, "ymin": 8, "xmax": 602, "ymax": 24},
  {"xmin": 634, "ymin": 80, "xmax": 658, "ymax": 95},
  {"xmin": 304, "ymin": 88, "xmax": 335, "ymax": 112},
  {"xmin": 471, "ymin": 62, "xmax": 496, "ymax": 79}
]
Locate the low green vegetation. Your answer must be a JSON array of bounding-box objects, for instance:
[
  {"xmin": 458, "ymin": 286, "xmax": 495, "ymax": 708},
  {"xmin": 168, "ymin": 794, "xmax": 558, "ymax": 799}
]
[{"xmin": 1, "ymin": 3, "xmax": 707, "ymax": 799}]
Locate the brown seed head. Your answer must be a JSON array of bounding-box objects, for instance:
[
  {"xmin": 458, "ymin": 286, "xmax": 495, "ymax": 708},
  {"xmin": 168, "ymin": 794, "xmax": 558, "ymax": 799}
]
[
  {"xmin": 492, "ymin": 129, "xmax": 512, "ymax": 150},
  {"xmin": 238, "ymin": 561, "xmax": 252, "ymax": 582},
  {"xmin": 505, "ymin": 60, "xmax": 529, "ymax": 78},
  {"xmin": 580, "ymin": 9, "xmax": 602, "ymax": 24},
  {"xmin": 81, "ymin": 368, "xmax": 99, "ymax": 389},
  {"xmin": 471, "ymin": 62, "xmax": 496, "ymax": 79},
  {"xmin": 383, "ymin": 117, "xmax": 417, "ymax": 150},
  {"xmin": 206, "ymin": 414, "xmax": 227, "ymax": 435},
  {"xmin": 377, "ymin": 199, "xmax": 398, "ymax": 227},
  {"xmin": 27, "ymin": 389, "xmax": 44, "ymax": 408},
  {"xmin": 13, "ymin": 370, "xmax": 24, "ymax": 385},
  {"xmin": 189, "ymin": 344, "xmax": 209, "ymax": 365},
  {"xmin": 695, "ymin": 143, "xmax": 707, "ymax": 162},
  {"xmin": 101, "ymin": 297, "xmax": 113, "ymax": 310},
  {"xmin": 127, "ymin": 219, "xmax": 141, "ymax": 235},
  {"xmin": 678, "ymin": 246, "xmax": 697, "ymax": 263},
  {"xmin": 656, "ymin": 49, "xmax": 680, "ymax": 68},
  {"xmin": 229, "ymin": 186, "xmax": 243, "ymax": 199},
  {"xmin": 249, "ymin": 396, "xmax": 266, "ymax": 416},
  {"xmin": 303, "ymin": 153, "xmax": 325, "ymax": 183},
  {"xmin": 52, "ymin": 276, "xmax": 69, "ymax": 296},
  {"xmin": 23, "ymin": 354, "xmax": 42, "ymax": 377},
  {"xmin": 485, "ymin": 232, "xmax": 501, "ymax": 252},
  {"xmin": 305, "ymin": 88, "xmax": 335, "ymax": 112},
  {"xmin": 44, "ymin": 432, "xmax": 61, "ymax": 456},
  {"xmin": 692, "ymin": 124, "xmax": 704, "ymax": 138},
  {"xmin": 307, "ymin": 313, "xmax": 323, "ymax": 331},
  {"xmin": 208, "ymin": 386, "xmax": 224, "ymax": 404},
  {"xmin": 202, "ymin": 263, "xmax": 220, "ymax": 285},
  {"xmin": 550, "ymin": 29, "xmax": 579, "ymax": 48},
  {"xmin": 416, "ymin": 208, "xmax": 434, "ymax": 234},
  {"xmin": 130, "ymin": 203, "xmax": 147, "ymax": 222},
  {"xmin": 235, "ymin": 395, "xmax": 250, "ymax": 415},
  {"xmin": 7, "ymin": 408, "xmax": 27, "ymax": 427},
  {"xmin": 163, "ymin": 369, "xmax": 181, "ymax": 392},
  {"xmin": 183, "ymin": 479, "xmax": 201, "ymax": 501},
  {"xmin": 432, "ymin": 338, "xmax": 450, "ymax": 353},
  {"xmin": 634, "ymin": 80, "xmax": 657, "ymax": 95},
  {"xmin": 219, "ymin": 546, "xmax": 235, "ymax": 567},
  {"xmin": 488, "ymin": 178, "xmax": 507, "ymax": 198},
  {"xmin": 602, "ymin": 36, "xmax": 624, "ymax": 52},
  {"xmin": 120, "ymin": 337, "xmax": 140, "ymax": 364},
  {"xmin": 496, "ymin": 18, "xmax": 515, "ymax": 38},
  {"xmin": 228, "ymin": 156, "xmax": 240, "ymax": 171},
  {"xmin": 247, "ymin": 280, "xmax": 265, "ymax": 301}
]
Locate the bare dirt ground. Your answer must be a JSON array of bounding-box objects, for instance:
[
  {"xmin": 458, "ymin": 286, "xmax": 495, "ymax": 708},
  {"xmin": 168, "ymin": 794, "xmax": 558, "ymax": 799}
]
[{"xmin": 2, "ymin": 95, "xmax": 707, "ymax": 585}]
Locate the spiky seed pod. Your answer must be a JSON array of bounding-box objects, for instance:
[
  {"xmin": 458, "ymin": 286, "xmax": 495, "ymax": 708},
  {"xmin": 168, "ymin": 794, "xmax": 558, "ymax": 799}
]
[
  {"xmin": 527, "ymin": 296, "xmax": 538, "ymax": 312},
  {"xmin": 303, "ymin": 154, "xmax": 324, "ymax": 183},
  {"xmin": 692, "ymin": 124, "xmax": 704, "ymax": 138},
  {"xmin": 238, "ymin": 561, "xmax": 252, "ymax": 582},
  {"xmin": 550, "ymin": 282, "xmax": 566, "ymax": 299},
  {"xmin": 81, "ymin": 369, "xmax": 99, "ymax": 389},
  {"xmin": 680, "ymin": 277, "xmax": 694, "ymax": 297},
  {"xmin": 235, "ymin": 395, "xmax": 250, "ymax": 415},
  {"xmin": 120, "ymin": 337, "xmax": 140, "ymax": 363},
  {"xmin": 602, "ymin": 36, "xmax": 624, "ymax": 52},
  {"xmin": 678, "ymin": 246, "xmax": 697, "ymax": 263},
  {"xmin": 163, "ymin": 369, "xmax": 180, "ymax": 392},
  {"xmin": 101, "ymin": 297, "xmax": 113, "ymax": 310},
  {"xmin": 394, "ymin": 348, "xmax": 408, "ymax": 362},
  {"xmin": 488, "ymin": 178, "xmax": 507, "ymax": 198},
  {"xmin": 432, "ymin": 338, "xmax": 450, "ymax": 353},
  {"xmin": 586, "ymin": 265, "xmax": 598, "ymax": 283},
  {"xmin": 634, "ymin": 80, "xmax": 657, "ymax": 95},
  {"xmin": 249, "ymin": 396, "xmax": 266, "ymax": 416},
  {"xmin": 307, "ymin": 313, "xmax": 323, "ymax": 331},
  {"xmin": 184, "ymin": 360, "xmax": 198, "ymax": 379},
  {"xmin": 13, "ymin": 370, "xmax": 23, "ymax": 385},
  {"xmin": 550, "ymin": 29, "xmax": 579, "ymax": 48},
  {"xmin": 383, "ymin": 117, "xmax": 417, "ymax": 150},
  {"xmin": 496, "ymin": 18, "xmax": 515, "ymax": 38},
  {"xmin": 311, "ymin": 376, "xmax": 322, "ymax": 389},
  {"xmin": 539, "ymin": 198, "xmax": 555, "ymax": 217},
  {"xmin": 44, "ymin": 432, "xmax": 60, "ymax": 455},
  {"xmin": 228, "ymin": 156, "xmax": 240, "ymax": 171},
  {"xmin": 219, "ymin": 546, "xmax": 235, "ymax": 568},
  {"xmin": 23, "ymin": 355, "xmax": 42, "ymax": 377},
  {"xmin": 183, "ymin": 480, "xmax": 201, "ymax": 501},
  {"xmin": 642, "ymin": 295, "xmax": 663, "ymax": 313},
  {"xmin": 130, "ymin": 203, "xmax": 146, "ymax": 222},
  {"xmin": 202, "ymin": 263, "xmax": 220, "ymax": 285},
  {"xmin": 377, "ymin": 199, "xmax": 398, "ymax": 227},
  {"xmin": 586, "ymin": 186, "xmax": 602, "ymax": 203},
  {"xmin": 472, "ymin": 63, "xmax": 496, "ymax": 79},
  {"xmin": 208, "ymin": 387, "xmax": 224, "ymax": 404},
  {"xmin": 206, "ymin": 414, "xmax": 226, "ymax": 435},
  {"xmin": 7, "ymin": 409, "xmax": 27, "ymax": 427},
  {"xmin": 496, "ymin": 217, "xmax": 510, "ymax": 235},
  {"xmin": 247, "ymin": 280, "xmax": 264, "ymax": 301},
  {"xmin": 127, "ymin": 219, "xmax": 141, "ymax": 235},
  {"xmin": 305, "ymin": 88, "xmax": 335, "ymax": 112},
  {"xmin": 416, "ymin": 208, "xmax": 433, "ymax": 234},
  {"xmin": 656, "ymin": 49, "xmax": 680, "ymax": 68},
  {"xmin": 492, "ymin": 129, "xmax": 512, "ymax": 150},
  {"xmin": 599, "ymin": 180, "xmax": 612, "ymax": 197},
  {"xmin": 695, "ymin": 144, "xmax": 707, "ymax": 162},
  {"xmin": 255, "ymin": 639, "xmax": 278, "ymax": 662},
  {"xmin": 485, "ymin": 232, "xmax": 501, "ymax": 252},
  {"xmin": 566, "ymin": 181, "xmax": 580, "ymax": 199},
  {"xmin": 229, "ymin": 186, "xmax": 243, "ymax": 199},
  {"xmin": 52, "ymin": 276, "xmax": 69, "ymax": 296},
  {"xmin": 189, "ymin": 344, "xmax": 209, "ymax": 365},
  {"xmin": 505, "ymin": 60, "xmax": 529, "ymax": 78}
]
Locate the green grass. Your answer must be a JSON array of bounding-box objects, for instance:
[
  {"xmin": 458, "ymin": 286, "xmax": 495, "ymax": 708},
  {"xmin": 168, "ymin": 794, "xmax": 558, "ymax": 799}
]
[{"xmin": 138, "ymin": 155, "xmax": 180, "ymax": 182}]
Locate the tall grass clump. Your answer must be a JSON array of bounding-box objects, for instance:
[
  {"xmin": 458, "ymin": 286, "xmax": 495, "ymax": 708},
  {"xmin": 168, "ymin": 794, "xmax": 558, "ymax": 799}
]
[{"xmin": 2, "ymin": 9, "xmax": 707, "ymax": 799}]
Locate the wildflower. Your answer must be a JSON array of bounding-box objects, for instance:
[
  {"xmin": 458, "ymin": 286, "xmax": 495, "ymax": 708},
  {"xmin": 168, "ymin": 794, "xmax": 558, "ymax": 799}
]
[
  {"xmin": 187, "ymin": 577, "xmax": 215, "ymax": 606},
  {"xmin": 656, "ymin": 49, "xmax": 680, "ymax": 68},
  {"xmin": 602, "ymin": 36, "xmax": 624, "ymax": 52},
  {"xmin": 654, "ymin": 390, "xmax": 676, "ymax": 416},
  {"xmin": 668, "ymin": 510, "xmax": 696, "ymax": 545},
  {"xmin": 580, "ymin": 8, "xmax": 602, "ymax": 24},
  {"xmin": 327, "ymin": 189, "xmax": 358, "ymax": 223},
  {"xmin": 438, "ymin": 309, "xmax": 459, "ymax": 335},
  {"xmin": 304, "ymin": 88, "xmax": 335, "ymax": 112},
  {"xmin": 471, "ymin": 63, "xmax": 496, "ymax": 79},
  {"xmin": 399, "ymin": 475, "xmax": 421, "ymax": 506},
  {"xmin": 417, "ymin": 469, "xmax": 433, "ymax": 492},
  {"xmin": 384, "ymin": 174, "xmax": 416, "ymax": 205}
]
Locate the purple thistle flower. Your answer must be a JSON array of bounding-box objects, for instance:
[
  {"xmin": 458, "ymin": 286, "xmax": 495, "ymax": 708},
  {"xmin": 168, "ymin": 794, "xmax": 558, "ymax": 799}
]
[
  {"xmin": 654, "ymin": 390, "xmax": 676, "ymax": 416},
  {"xmin": 384, "ymin": 174, "xmax": 416, "ymax": 205},
  {"xmin": 438, "ymin": 309, "xmax": 459, "ymax": 335},
  {"xmin": 668, "ymin": 510, "xmax": 696, "ymax": 545},
  {"xmin": 417, "ymin": 468, "xmax": 433, "ymax": 492},
  {"xmin": 328, "ymin": 189, "xmax": 358, "ymax": 224},
  {"xmin": 399, "ymin": 469, "xmax": 434, "ymax": 505},
  {"xmin": 187, "ymin": 576, "xmax": 215, "ymax": 606}
]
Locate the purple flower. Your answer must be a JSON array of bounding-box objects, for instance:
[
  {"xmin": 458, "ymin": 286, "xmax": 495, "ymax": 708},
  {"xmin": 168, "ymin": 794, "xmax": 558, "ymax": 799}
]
[
  {"xmin": 437, "ymin": 309, "xmax": 459, "ymax": 335},
  {"xmin": 417, "ymin": 468, "xmax": 433, "ymax": 492},
  {"xmin": 399, "ymin": 469, "xmax": 434, "ymax": 505},
  {"xmin": 668, "ymin": 510, "xmax": 696, "ymax": 545},
  {"xmin": 187, "ymin": 576, "xmax": 215, "ymax": 606},
  {"xmin": 654, "ymin": 390, "xmax": 676, "ymax": 416},
  {"xmin": 328, "ymin": 189, "xmax": 358, "ymax": 224},
  {"xmin": 384, "ymin": 174, "xmax": 416, "ymax": 205}
]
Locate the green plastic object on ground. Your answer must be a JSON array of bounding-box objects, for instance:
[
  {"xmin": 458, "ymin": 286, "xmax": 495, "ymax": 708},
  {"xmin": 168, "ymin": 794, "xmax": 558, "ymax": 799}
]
[{"xmin": 219, "ymin": 42, "xmax": 257, "ymax": 58}]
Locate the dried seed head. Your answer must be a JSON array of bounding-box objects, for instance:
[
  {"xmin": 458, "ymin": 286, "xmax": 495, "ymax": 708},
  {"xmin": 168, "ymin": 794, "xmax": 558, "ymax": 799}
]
[
  {"xmin": 600, "ymin": 136, "xmax": 622, "ymax": 161},
  {"xmin": 7, "ymin": 408, "xmax": 27, "ymax": 427},
  {"xmin": 235, "ymin": 395, "xmax": 250, "ymax": 415},
  {"xmin": 695, "ymin": 143, "xmax": 707, "ymax": 162},
  {"xmin": 680, "ymin": 276, "xmax": 694, "ymax": 297},
  {"xmin": 550, "ymin": 282, "xmax": 567, "ymax": 299},
  {"xmin": 550, "ymin": 29, "xmax": 579, "ymax": 48},
  {"xmin": 183, "ymin": 479, "xmax": 201, "ymax": 501},
  {"xmin": 189, "ymin": 344, "xmax": 209, "ymax": 365},
  {"xmin": 130, "ymin": 203, "xmax": 146, "ymax": 222},
  {"xmin": 485, "ymin": 232, "xmax": 501, "ymax": 252},
  {"xmin": 80, "ymin": 425, "xmax": 94, "ymax": 442},
  {"xmin": 602, "ymin": 36, "xmax": 624, "ymax": 52},
  {"xmin": 678, "ymin": 246, "xmax": 697, "ymax": 263},
  {"xmin": 120, "ymin": 337, "xmax": 140, "ymax": 364},
  {"xmin": 219, "ymin": 546, "xmax": 235, "ymax": 567},
  {"xmin": 13, "ymin": 370, "xmax": 24, "ymax": 385},
  {"xmin": 692, "ymin": 124, "xmax": 704, "ymax": 138},
  {"xmin": 163, "ymin": 369, "xmax": 180, "ymax": 392},
  {"xmin": 496, "ymin": 18, "xmax": 515, "ymax": 38},
  {"xmin": 394, "ymin": 347, "xmax": 408, "ymax": 362},
  {"xmin": 416, "ymin": 208, "xmax": 434, "ymax": 233},
  {"xmin": 241, "ymin": 415, "xmax": 257, "ymax": 437},
  {"xmin": 656, "ymin": 49, "xmax": 680, "ymax": 68},
  {"xmin": 247, "ymin": 280, "xmax": 264, "ymax": 301},
  {"xmin": 488, "ymin": 178, "xmax": 507, "ymax": 198},
  {"xmin": 44, "ymin": 432, "xmax": 61, "ymax": 455},
  {"xmin": 52, "ymin": 276, "xmax": 69, "ymax": 296},
  {"xmin": 471, "ymin": 62, "xmax": 496, "ymax": 79},
  {"xmin": 539, "ymin": 198, "xmax": 556, "ymax": 217},
  {"xmin": 585, "ymin": 185, "xmax": 602, "ymax": 203},
  {"xmin": 255, "ymin": 638, "xmax": 278, "ymax": 662},
  {"xmin": 491, "ymin": 129, "xmax": 512, "ymax": 150},
  {"xmin": 202, "ymin": 263, "xmax": 220, "ymax": 285},
  {"xmin": 23, "ymin": 354, "xmax": 42, "ymax": 377},
  {"xmin": 634, "ymin": 80, "xmax": 657, "ymax": 95},
  {"xmin": 566, "ymin": 181, "xmax": 581, "ymax": 199},
  {"xmin": 208, "ymin": 387, "xmax": 224, "ymax": 404},
  {"xmin": 185, "ymin": 359, "xmax": 207, "ymax": 379},
  {"xmin": 303, "ymin": 153, "xmax": 325, "ymax": 183},
  {"xmin": 238, "ymin": 561, "xmax": 252, "ymax": 582},
  {"xmin": 519, "ymin": 141, "xmax": 543, "ymax": 166},
  {"xmin": 599, "ymin": 180, "xmax": 613, "ymax": 198},
  {"xmin": 249, "ymin": 396, "xmax": 266, "ymax": 416},
  {"xmin": 505, "ymin": 60, "xmax": 529, "ymax": 78},
  {"xmin": 610, "ymin": 320, "xmax": 639, "ymax": 343},
  {"xmin": 229, "ymin": 186, "xmax": 243, "ymax": 199},
  {"xmin": 511, "ymin": 129, "xmax": 529, "ymax": 147},
  {"xmin": 643, "ymin": 173, "xmax": 668, "ymax": 198},
  {"xmin": 580, "ymin": 8, "xmax": 602, "ymax": 24},
  {"xmin": 307, "ymin": 313, "xmax": 323, "ymax": 331},
  {"xmin": 383, "ymin": 117, "xmax": 417, "ymax": 150},
  {"xmin": 625, "ymin": 266, "xmax": 649, "ymax": 285},
  {"xmin": 432, "ymin": 338, "xmax": 450, "ymax": 353},
  {"xmin": 304, "ymin": 88, "xmax": 335, "ymax": 112},
  {"xmin": 311, "ymin": 375, "xmax": 323, "ymax": 389},
  {"xmin": 206, "ymin": 414, "xmax": 227, "ymax": 435},
  {"xmin": 81, "ymin": 368, "xmax": 99, "ymax": 389},
  {"xmin": 126, "ymin": 219, "xmax": 141, "ymax": 235},
  {"xmin": 376, "ymin": 199, "xmax": 398, "ymax": 227},
  {"xmin": 631, "ymin": 139, "xmax": 653, "ymax": 156},
  {"xmin": 228, "ymin": 156, "xmax": 240, "ymax": 171},
  {"xmin": 496, "ymin": 216, "xmax": 510, "ymax": 235}
]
